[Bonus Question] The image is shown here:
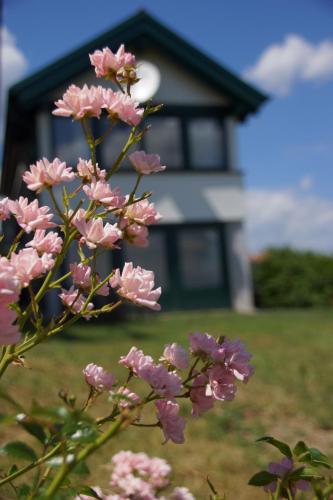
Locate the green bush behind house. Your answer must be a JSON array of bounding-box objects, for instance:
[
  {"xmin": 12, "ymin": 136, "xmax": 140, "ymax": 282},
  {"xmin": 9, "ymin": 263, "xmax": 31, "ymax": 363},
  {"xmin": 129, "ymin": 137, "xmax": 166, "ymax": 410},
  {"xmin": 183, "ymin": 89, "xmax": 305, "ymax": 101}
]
[{"xmin": 252, "ymin": 247, "xmax": 333, "ymax": 308}]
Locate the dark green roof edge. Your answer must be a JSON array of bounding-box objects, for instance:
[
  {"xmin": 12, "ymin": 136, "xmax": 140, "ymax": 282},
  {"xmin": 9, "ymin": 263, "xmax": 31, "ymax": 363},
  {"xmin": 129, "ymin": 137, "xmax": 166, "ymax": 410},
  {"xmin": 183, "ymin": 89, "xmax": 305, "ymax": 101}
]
[{"xmin": 8, "ymin": 10, "xmax": 268, "ymax": 115}]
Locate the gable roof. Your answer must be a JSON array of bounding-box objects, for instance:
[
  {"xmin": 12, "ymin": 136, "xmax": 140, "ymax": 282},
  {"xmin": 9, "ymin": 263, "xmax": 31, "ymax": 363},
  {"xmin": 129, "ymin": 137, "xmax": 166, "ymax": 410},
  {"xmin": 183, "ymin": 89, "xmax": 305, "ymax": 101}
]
[{"xmin": 8, "ymin": 10, "xmax": 267, "ymax": 115}]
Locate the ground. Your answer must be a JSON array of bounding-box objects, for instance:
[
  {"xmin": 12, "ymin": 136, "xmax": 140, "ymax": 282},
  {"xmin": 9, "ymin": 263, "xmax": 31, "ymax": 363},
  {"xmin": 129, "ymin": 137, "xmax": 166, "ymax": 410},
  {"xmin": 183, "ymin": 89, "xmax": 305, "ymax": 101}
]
[{"xmin": 1, "ymin": 309, "xmax": 333, "ymax": 499}]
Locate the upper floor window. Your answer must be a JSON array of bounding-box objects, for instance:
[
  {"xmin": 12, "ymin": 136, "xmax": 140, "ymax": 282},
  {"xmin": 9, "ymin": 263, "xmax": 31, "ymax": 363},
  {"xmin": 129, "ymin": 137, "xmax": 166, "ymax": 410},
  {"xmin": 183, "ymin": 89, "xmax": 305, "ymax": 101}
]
[
  {"xmin": 143, "ymin": 117, "xmax": 183, "ymax": 169},
  {"xmin": 188, "ymin": 118, "xmax": 224, "ymax": 169},
  {"xmin": 52, "ymin": 117, "xmax": 89, "ymax": 165}
]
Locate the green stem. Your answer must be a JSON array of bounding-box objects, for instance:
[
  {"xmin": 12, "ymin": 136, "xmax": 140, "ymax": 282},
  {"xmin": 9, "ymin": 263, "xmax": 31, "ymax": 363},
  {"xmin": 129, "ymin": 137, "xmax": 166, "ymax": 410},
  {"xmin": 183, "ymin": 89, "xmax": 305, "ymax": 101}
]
[
  {"xmin": 45, "ymin": 416, "xmax": 125, "ymax": 498},
  {"xmin": 6, "ymin": 228, "xmax": 24, "ymax": 258},
  {"xmin": 48, "ymin": 187, "xmax": 65, "ymax": 222},
  {"xmin": 0, "ymin": 443, "xmax": 62, "ymax": 487},
  {"xmin": 128, "ymin": 173, "xmax": 142, "ymax": 202}
]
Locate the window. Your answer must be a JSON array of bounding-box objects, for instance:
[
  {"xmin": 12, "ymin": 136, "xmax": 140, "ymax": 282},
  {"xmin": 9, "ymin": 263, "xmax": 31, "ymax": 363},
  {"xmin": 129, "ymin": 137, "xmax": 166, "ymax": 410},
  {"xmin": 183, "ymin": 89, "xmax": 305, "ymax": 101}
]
[
  {"xmin": 144, "ymin": 117, "xmax": 183, "ymax": 168},
  {"xmin": 99, "ymin": 119, "xmax": 139, "ymax": 168},
  {"xmin": 188, "ymin": 118, "xmax": 224, "ymax": 169},
  {"xmin": 179, "ymin": 228, "xmax": 222, "ymax": 288},
  {"xmin": 52, "ymin": 117, "xmax": 89, "ymax": 164},
  {"xmin": 124, "ymin": 231, "xmax": 169, "ymax": 289}
]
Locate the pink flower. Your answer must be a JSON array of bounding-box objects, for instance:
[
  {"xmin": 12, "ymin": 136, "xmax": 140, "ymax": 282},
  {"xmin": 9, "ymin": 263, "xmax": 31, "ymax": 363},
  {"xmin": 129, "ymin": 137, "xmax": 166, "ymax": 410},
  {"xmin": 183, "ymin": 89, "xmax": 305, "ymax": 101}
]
[
  {"xmin": 112, "ymin": 387, "xmax": 140, "ymax": 408},
  {"xmin": 129, "ymin": 151, "xmax": 166, "ymax": 175},
  {"xmin": 219, "ymin": 339, "xmax": 254, "ymax": 383},
  {"xmin": 83, "ymin": 181, "xmax": 125, "ymax": 208},
  {"xmin": 206, "ymin": 365, "xmax": 236, "ymax": 402},
  {"xmin": 74, "ymin": 215, "xmax": 122, "ymax": 249},
  {"xmin": 0, "ymin": 197, "xmax": 10, "ymax": 221},
  {"xmin": 26, "ymin": 230, "xmax": 63, "ymax": 255},
  {"xmin": 8, "ymin": 197, "xmax": 55, "ymax": 234},
  {"xmin": 53, "ymin": 84, "xmax": 104, "ymax": 120},
  {"xmin": 161, "ymin": 343, "xmax": 189, "ymax": 370},
  {"xmin": 70, "ymin": 263, "xmax": 109, "ymax": 296},
  {"xmin": 22, "ymin": 157, "xmax": 75, "ymax": 192},
  {"xmin": 76, "ymin": 158, "xmax": 106, "ymax": 182},
  {"xmin": 0, "ymin": 306, "xmax": 20, "ymax": 345},
  {"xmin": 124, "ymin": 223, "xmax": 149, "ymax": 247},
  {"xmin": 121, "ymin": 199, "xmax": 162, "ymax": 226},
  {"xmin": 189, "ymin": 332, "xmax": 218, "ymax": 358},
  {"xmin": 170, "ymin": 487, "xmax": 195, "ymax": 500},
  {"xmin": 0, "ymin": 257, "xmax": 20, "ymax": 305},
  {"xmin": 264, "ymin": 458, "xmax": 310, "ymax": 495},
  {"xmin": 110, "ymin": 451, "xmax": 170, "ymax": 495},
  {"xmin": 59, "ymin": 286, "xmax": 93, "ymax": 318},
  {"xmin": 189, "ymin": 373, "xmax": 214, "ymax": 416},
  {"xmin": 155, "ymin": 400, "xmax": 185, "ymax": 444},
  {"xmin": 139, "ymin": 363, "xmax": 182, "ymax": 398},
  {"xmin": 119, "ymin": 347, "xmax": 153, "ymax": 375},
  {"xmin": 110, "ymin": 262, "xmax": 161, "ymax": 311},
  {"xmin": 89, "ymin": 45, "xmax": 136, "ymax": 79},
  {"xmin": 102, "ymin": 89, "xmax": 143, "ymax": 126},
  {"xmin": 11, "ymin": 248, "xmax": 54, "ymax": 287},
  {"xmin": 83, "ymin": 363, "xmax": 115, "ymax": 391}
]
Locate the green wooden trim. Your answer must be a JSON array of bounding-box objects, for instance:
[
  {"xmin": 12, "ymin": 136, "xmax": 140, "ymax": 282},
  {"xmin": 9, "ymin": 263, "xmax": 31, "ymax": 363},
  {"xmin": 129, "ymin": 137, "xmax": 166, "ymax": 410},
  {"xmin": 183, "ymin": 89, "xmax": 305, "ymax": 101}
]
[{"xmin": 7, "ymin": 11, "xmax": 267, "ymax": 115}]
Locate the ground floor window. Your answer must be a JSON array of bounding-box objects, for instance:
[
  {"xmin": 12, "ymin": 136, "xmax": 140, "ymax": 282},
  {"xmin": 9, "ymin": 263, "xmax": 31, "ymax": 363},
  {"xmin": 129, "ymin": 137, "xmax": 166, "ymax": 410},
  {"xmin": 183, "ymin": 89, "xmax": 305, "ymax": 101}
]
[{"xmin": 122, "ymin": 223, "xmax": 230, "ymax": 310}]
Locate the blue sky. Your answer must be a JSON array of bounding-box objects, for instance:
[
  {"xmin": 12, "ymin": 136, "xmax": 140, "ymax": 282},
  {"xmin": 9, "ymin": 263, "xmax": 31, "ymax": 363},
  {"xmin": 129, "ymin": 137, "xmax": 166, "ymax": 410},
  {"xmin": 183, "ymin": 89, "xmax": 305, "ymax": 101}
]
[{"xmin": 2, "ymin": 0, "xmax": 333, "ymax": 252}]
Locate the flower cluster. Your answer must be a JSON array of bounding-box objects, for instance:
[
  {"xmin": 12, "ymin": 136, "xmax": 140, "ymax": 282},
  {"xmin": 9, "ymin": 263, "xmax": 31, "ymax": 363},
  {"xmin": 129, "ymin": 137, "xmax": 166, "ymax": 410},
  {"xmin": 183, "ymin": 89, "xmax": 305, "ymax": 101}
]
[
  {"xmin": 76, "ymin": 451, "xmax": 194, "ymax": 500},
  {"xmin": 82, "ymin": 333, "xmax": 253, "ymax": 445},
  {"xmin": 264, "ymin": 458, "xmax": 310, "ymax": 496}
]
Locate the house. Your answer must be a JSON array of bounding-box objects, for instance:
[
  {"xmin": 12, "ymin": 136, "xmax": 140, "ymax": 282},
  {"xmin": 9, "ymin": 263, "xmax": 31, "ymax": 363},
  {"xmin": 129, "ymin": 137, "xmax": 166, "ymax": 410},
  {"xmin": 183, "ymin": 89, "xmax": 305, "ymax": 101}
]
[{"xmin": 1, "ymin": 11, "xmax": 267, "ymax": 314}]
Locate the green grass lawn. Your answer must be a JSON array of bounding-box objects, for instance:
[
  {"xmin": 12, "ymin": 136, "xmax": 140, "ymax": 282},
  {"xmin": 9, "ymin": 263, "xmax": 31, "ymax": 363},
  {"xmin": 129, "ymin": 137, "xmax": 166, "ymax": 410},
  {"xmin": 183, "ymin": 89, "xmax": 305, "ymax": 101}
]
[{"xmin": 2, "ymin": 309, "xmax": 333, "ymax": 499}]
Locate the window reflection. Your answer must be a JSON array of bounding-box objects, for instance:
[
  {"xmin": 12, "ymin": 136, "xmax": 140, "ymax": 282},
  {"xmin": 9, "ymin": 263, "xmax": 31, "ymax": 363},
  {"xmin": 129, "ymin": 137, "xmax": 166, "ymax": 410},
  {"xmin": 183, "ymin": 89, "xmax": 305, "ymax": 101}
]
[
  {"xmin": 189, "ymin": 118, "xmax": 224, "ymax": 169},
  {"xmin": 179, "ymin": 228, "xmax": 221, "ymax": 288},
  {"xmin": 144, "ymin": 117, "xmax": 183, "ymax": 168},
  {"xmin": 53, "ymin": 117, "xmax": 89, "ymax": 165},
  {"xmin": 124, "ymin": 231, "xmax": 168, "ymax": 290}
]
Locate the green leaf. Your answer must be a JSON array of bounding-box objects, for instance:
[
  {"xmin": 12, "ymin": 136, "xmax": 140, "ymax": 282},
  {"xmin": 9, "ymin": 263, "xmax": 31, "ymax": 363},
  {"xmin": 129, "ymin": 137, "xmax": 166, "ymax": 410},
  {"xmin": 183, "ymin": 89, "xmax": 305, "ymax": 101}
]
[
  {"xmin": 0, "ymin": 441, "xmax": 37, "ymax": 461},
  {"xmin": 248, "ymin": 470, "xmax": 278, "ymax": 486},
  {"xmin": 75, "ymin": 486, "xmax": 103, "ymax": 499},
  {"xmin": 73, "ymin": 461, "xmax": 90, "ymax": 476},
  {"xmin": 0, "ymin": 413, "xmax": 16, "ymax": 424},
  {"xmin": 257, "ymin": 436, "xmax": 292, "ymax": 458},
  {"xmin": 293, "ymin": 441, "xmax": 308, "ymax": 457},
  {"xmin": 17, "ymin": 484, "xmax": 31, "ymax": 498},
  {"xmin": 19, "ymin": 418, "xmax": 47, "ymax": 444},
  {"xmin": 289, "ymin": 466, "xmax": 323, "ymax": 481}
]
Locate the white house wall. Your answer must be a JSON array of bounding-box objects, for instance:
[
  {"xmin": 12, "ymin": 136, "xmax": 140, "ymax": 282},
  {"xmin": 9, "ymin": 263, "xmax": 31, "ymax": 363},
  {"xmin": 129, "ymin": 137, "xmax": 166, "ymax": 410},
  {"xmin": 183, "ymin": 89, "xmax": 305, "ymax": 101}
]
[{"xmin": 115, "ymin": 172, "xmax": 245, "ymax": 224}]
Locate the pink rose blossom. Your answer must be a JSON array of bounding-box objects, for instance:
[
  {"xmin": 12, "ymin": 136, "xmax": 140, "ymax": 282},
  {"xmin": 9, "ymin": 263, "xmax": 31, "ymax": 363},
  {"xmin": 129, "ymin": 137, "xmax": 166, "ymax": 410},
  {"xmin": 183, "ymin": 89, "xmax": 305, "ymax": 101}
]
[
  {"xmin": 206, "ymin": 365, "xmax": 236, "ymax": 402},
  {"xmin": 124, "ymin": 223, "xmax": 149, "ymax": 247},
  {"xmin": 59, "ymin": 286, "xmax": 93, "ymax": 318},
  {"xmin": 22, "ymin": 157, "xmax": 75, "ymax": 192},
  {"xmin": 90, "ymin": 45, "xmax": 136, "ymax": 79},
  {"xmin": 189, "ymin": 332, "xmax": 218, "ymax": 357},
  {"xmin": 112, "ymin": 387, "xmax": 140, "ymax": 408},
  {"xmin": 83, "ymin": 363, "xmax": 115, "ymax": 391},
  {"xmin": 110, "ymin": 262, "xmax": 161, "ymax": 311},
  {"xmin": 161, "ymin": 343, "xmax": 189, "ymax": 370},
  {"xmin": 76, "ymin": 158, "xmax": 106, "ymax": 181},
  {"xmin": 170, "ymin": 487, "xmax": 195, "ymax": 500},
  {"xmin": 83, "ymin": 181, "xmax": 125, "ymax": 208},
  {"xmin": 74, "ymin": 214, "xmax": 122, "ymax": 250},
  {"xmin": 0, "ymin": 197, "xmax": 10, "ymax": 221},
  {"xmin": 0, "ymin": 257, "xmax": 20, "ymax": 305},
  {"xmin": 26, "ymin": 230, "xmax": 63, "ymax": 255},
  {"xmin": 102, "ymin": 89, "xmax": 143, "ymax": 126},
  {"xmin": 11, "ymin": 248, "xmax": 54, "ymax": 287},
  {"xmin": 122, "ymin": 199, "xmax": 162, "ymax": 226},
  {"xmin": 220, "ymin": 339, "xmax": 254, "ymax": 383},
  {"xmin": 189, "ymin": 373, "xmax": 214, "ymax": 416},
  {"xmin": 155, "ymin": 400, "xmax": 185, "ymax": 444},
  {"xmin": 70, "ymin": 263, "xmax": 109, "ymax": 296},
  {"xmin": 53, "ymin": 84, "xmax": 104, "ymax": 120},
  {"xmin": 139, "ymin": 363, "xmax": 182, "ymax": 398},
  {"xmin": 110, "ymin": 451, "xmax": 170, "ymax": 496},
  {"xmin": 129, "ymin": 151, "xmax": 166, "ymax": 175},
  {"xmin": 8, "ymin": 197, "xmax": 55, "ymax": 234},
  {"xmin": 119, "ymin": 346, "xmax": 153, "ymax": 375},
  {"xmin": 0, "ymin": 306, "xmax": 20, "ymax": 345}
]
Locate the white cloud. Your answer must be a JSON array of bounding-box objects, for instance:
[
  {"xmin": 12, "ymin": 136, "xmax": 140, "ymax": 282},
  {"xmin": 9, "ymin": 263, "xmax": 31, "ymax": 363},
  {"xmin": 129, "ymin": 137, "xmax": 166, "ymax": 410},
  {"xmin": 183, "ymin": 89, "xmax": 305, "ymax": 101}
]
[
  {"xmin": 299, "ymin": 175, "xmax": 313, "ymax": 191},
  {"xmin": 243, "ymin": 34, "xmax": 333, "ymax": 96},
  {"xmin": 1, "ymin": 26, "xmax": 28, "ymax": 142},
  {"xmin": 246, "ymin": 188, "xmax": 333, "ymax": 253}
]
